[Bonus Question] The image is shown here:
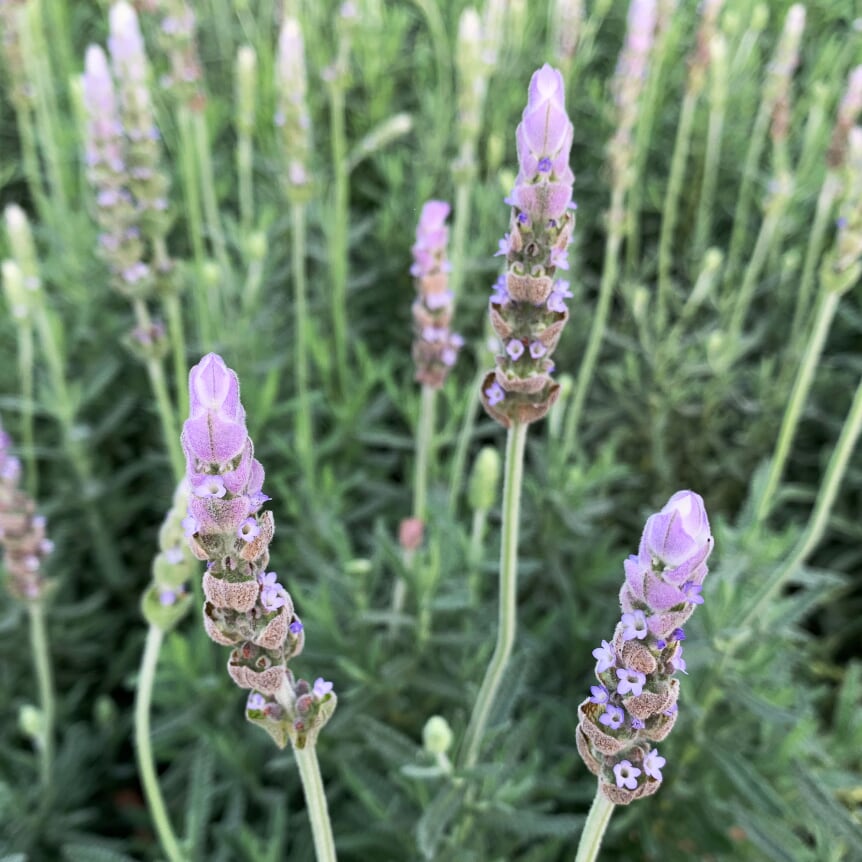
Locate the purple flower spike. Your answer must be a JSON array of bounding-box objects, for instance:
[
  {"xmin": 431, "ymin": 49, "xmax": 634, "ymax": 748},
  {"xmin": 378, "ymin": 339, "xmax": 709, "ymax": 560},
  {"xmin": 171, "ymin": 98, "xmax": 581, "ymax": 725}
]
[
  {"xmin": 578, "ymin": 489, "xmax": 713, "ymax": 802},
  {"xmin": 599, "ymin": 704, "xmax": 624, "ymax": 730},
  {"xmin": 480, "ymin": 64, "xmax": 575, "ymax": 428},
  {"xmin": 592, "ymin": 639, "xmax": 616, "ymax": 673}
]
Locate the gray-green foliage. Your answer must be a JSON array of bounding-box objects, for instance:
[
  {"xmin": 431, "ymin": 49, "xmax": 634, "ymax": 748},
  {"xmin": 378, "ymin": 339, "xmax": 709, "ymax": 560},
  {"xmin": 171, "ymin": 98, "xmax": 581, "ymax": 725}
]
[{"xmin": 0, "ymin": 0, "xmax": 860, "ymax": 860}]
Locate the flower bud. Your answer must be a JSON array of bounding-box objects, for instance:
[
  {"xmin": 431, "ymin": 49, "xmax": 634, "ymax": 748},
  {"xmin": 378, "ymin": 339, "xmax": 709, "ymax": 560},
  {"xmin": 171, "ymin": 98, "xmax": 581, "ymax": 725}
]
[
  {"xmin": 422, "ymin": 715, "xmax": 453, "ymax": 755},
  {"xmin": 467, "ymin": 446, "xmax": 501, "ymax": 512},
  {"xmin": 235, "ymin": 45, "xmax": 257, "ymax": 137}
]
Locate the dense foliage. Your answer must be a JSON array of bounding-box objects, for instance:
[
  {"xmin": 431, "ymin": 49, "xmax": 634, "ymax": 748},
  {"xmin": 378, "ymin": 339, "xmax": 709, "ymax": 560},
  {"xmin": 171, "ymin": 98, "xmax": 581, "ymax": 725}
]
[{"xmin": 0, "ymin": 1, "xmax": 861, "ymax": 860}]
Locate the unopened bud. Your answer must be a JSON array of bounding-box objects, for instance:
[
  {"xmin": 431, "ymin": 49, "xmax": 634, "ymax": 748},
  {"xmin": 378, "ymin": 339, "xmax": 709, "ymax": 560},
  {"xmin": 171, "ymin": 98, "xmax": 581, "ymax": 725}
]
[
  {"xmin": 345, "ymin": 558, "xmax": 372, "ymax": 576},
  {"xmin": 19, "ymin": 704, "xmax": 44, "ymax": 740},
  {"xmin": 2, "ymin": 260, "xmax": 30, "ymax": 320},
  {"xmin": 422, "ymin": 715, "xmax": 453, "ymax": 754},
  {"xmin": 247, "ymin": 231, "xmax": 267, "ymax": 261},
  {"xmin": 399, "ymin": 517, "xmax": 424, "ymax": 552},
  {"xmin": 468, "ymin": 446, "xmax": 501, "ymax": 512},
  {"xmin": 236, "ymin": 45, "xmax": 257, "ymax": 136}
]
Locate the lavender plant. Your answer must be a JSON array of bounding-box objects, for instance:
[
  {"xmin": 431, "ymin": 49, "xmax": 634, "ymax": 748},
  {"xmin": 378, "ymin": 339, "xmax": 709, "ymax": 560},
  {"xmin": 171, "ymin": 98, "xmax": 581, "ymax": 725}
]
[
  {"xmin": 392, "ymin": 200, "xmax": 462, "ymax": 629},
  {"xmin": 575, "ymin": 491, "xmax": 713, "ymax": 859},
  {"xmin": 182, "ymin": 353, "xmax": 337, "ymax": 860},
  {"xmin": 462, "ymin": 63, "xmax": 574, "ymax": 769},
  {"xmin": 0, "ymin": 420, "xmax": 55, "ymax": 787}
]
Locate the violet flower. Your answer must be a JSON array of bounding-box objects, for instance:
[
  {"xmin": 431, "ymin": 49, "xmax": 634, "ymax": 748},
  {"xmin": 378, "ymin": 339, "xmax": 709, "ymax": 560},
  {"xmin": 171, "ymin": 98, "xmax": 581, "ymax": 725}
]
[
  {"xmin": 480, "ymin": 64, "xmax": 575, "ymax": 427},
  {"xmin": 411, "ymin": 201, "xmax": 463, "ymax": 387},
  {"xmin": 577, "ymin": 490, "xmax": 713, "ymax": 805},
  {"xmin": 182, "ymin": 354, "xmax": 336, "ymax": 749}
]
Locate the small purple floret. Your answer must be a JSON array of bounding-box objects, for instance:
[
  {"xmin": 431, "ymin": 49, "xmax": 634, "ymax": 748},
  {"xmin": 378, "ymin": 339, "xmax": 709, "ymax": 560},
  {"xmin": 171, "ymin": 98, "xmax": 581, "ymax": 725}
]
[
  {"xmin": 592, "ymin": 639, "xmax": 616, "ymax": 673},
  {"xmin": 599, "ymin": 704, "xmax": 624, "ymax": 730}
]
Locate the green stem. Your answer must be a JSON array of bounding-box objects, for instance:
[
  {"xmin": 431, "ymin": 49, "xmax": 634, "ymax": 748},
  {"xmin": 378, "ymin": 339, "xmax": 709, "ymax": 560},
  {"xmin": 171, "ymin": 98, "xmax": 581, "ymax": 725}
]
[
  {"xmin": 328, "ymin": 79, "xmax": 350, "ymax": 393},
  {"xmin": 723, "ymin": 98, "xmax": 771, "ymax": 288},
  {"xmin": 564, "ymin": 185, "xmax": 625, "ymax": 459},
  {"xmin": 28, "ymin": 601, "xmax": 54, "ymax": 788},
  {"xmin": 391, "ymin": 385, "xmax": 436, "ymax": 625},
  {"xmin": 447, "ymin": 365, "xmax": 483, "ymax": 515},
  {"xmin": 755, "ymin": 288, "xmax": 841, "ymax": 524},
  {"xmin": 32, "ymin": 306, "xmax": 124, "ymax": 584},
  {"xmin": 413, "ymin": 385, "xmax": 436, "ymax": 523},
  {"xmin": 192, "ymin": 111, "xmax": 231, "ymax": 277},
  {"xmin": 692, "ymin": 37, "xmax": 728, "ymax": 264},
  {"xmin": 177, "ymin": 109, "xmax": 209, "ymax": 342},
  {"xmin": 16, "ymin": 106, "xmax": 50, "ymax": 220},
  {"xmin": 292, "ymin": 203, "xmax": 314, "ymax": 486},
  {"xmin": 789, "ymin": 173, "xmax": 840, "ymax": 345},
  {"xmin": 467, "ymin": 507, "xmax": 488, "ymax": 604},
  {"xmin": 657, "ymin": 86, "xmax": 699, "ymax": 330},
  {"xmin": 741, "ymin": 373, "xmax": 862, "ymax": 631},
  {"xmin": 135, "ymin": 625, "xmax": 186, "ymax": 862},
  {"xmin": 449, "ymin": 172, "xmax": 473, "ymax": 304},
  {"xmin": 18, "ymin": 321, "xmax": 37, "ymax": 497},
  {"xmin": 574, "ymin": 787, "xmax": 615, "ymax": 862},
  {"xmin": 132, "ymin": 299, "xmax": 184, "ymax": 483},
  {"xmin": 726, "ymin": 177, "xmax": 792, "ymax": 342},
  {"xmin": 292, "ymin": 745, "xmax": 338, "ymax": 862},
  {"xmin": 238, "ymin": 133, "xmax": 253, "ymax": 239},
  {"xmin": 154, "ymin": 235, "xmax": 188, "ymax": 425},
  {"xmin": 460, "ymin": 421, "xmax": 527, "ymax": 769}
]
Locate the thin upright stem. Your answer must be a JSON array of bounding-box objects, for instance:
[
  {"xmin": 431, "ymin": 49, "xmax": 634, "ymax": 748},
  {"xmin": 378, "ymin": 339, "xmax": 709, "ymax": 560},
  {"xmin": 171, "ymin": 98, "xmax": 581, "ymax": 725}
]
[
  {"xmin": 192, "ymin": 111, "xmax": 231, "ymax": 277},
  {"xmin": 789, "ymin": 173, "xmax": 840, "ymax": 345},
  {"xmin": 460, "ymin": 421, "xmax": 527, "ymax": 769},
  {"xmin": 292, "ymin": 202, "xmax": 314, "ymax": 485},
  {"xmin": 293, "ymin": 745, "xmax": 338, "ymax": 862},
  {"xmin": 18, "ymin": 321, "xmax": 37, "ymax": 497},
  {"xmin": 132, "ymin": 299, "xmax": 185, "ymax": 483},
  {"xmin": 449, "ymin": 175, "xmax": 473, "ymax": 304},
  {"xmin": 726, "ymin": 177, "xmax": 792, "ymax": 343},
  {"xmin": 238, "ymin": 133, "xmax": 254, "ymax": 239},
  {"xmin": 657, "ymin": 86, "xmax": 699, "ymax": 329},
  {"xmin": 134, "ymin": 625, "xmax": 186, "ymax": 862},
  {"xmin": 28, "ymin": 601, "xmax": 54, "ymax": 788},
  {"xmin": 328, "ymin": 79, "xmax": 350, "ymax": 393},
  {"xmin": 413, "ymin": 385, "xmax": 436, "ymax": 523},
  {"xmin": 742, "ymin": 373, "xmax": 862, "ymax": 631},
  {"xmin": 564, "ymin": 185, "xmax": 625, "ymax": 458},
  {"xmin": 692, "ymin": 38, "xmax": 728, "ymax": 264},
  {"xmin": 574, "ymin": 788, "xmax": 615, "ymax": 862},
  {"xmin": 391, "ymin": 384, "xmax": 436, "ymax": 624},
  {"xmin": 154, "ymin": 235, "xmax": 188, "ymax": 425},
  {"xmin": 755, "ymin": 288, "xmax": 840, "ymax": 524},
  {"xmin": 447, "ymin": 364, "xmax": 483, "ymax": 515}
]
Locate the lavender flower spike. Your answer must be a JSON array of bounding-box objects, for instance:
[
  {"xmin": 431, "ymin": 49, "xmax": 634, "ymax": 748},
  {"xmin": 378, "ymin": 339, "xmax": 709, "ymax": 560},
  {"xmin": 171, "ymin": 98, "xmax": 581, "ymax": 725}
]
[
  {"xmin": 411, "ymin": 201, "xmax": 462, "ymax": 387},
  {"xmin": 481, "ymin": 64, "xmax": 575, "ymax": 427},
  {"xmin": 182, "ymin": 354, "xmax": 336, "ymax": 749},
  {"xmin": 576, "ymin": 490, "xmax": 713, "ymax": 804},
  {"xmin": 0, "ymin": 420, "xmax": 53, "ymax": 601}
]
